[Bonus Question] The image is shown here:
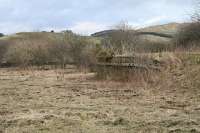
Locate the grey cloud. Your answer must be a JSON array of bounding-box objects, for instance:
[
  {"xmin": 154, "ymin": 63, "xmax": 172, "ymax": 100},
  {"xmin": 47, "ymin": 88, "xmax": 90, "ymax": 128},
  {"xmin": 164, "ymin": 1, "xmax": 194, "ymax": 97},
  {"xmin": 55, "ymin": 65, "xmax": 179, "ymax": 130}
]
[{"xmin": 0, "ymin": 0, "xmax": 196, "ymax": 34}]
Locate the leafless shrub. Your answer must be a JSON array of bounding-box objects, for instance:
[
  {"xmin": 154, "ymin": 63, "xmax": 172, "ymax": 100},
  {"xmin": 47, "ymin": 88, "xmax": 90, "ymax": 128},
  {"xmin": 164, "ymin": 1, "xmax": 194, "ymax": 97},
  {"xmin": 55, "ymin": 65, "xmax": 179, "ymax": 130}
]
[
  {"xmin": 0, "ymin": 40, "xmax": 9, "ymax": 64},
  {"xmin": 174, "ymin": 1, "xmax": 200, "ymax": 50},
  {"xmin": 101, "ymin": 21, "xmax": 139, "ymax": 55},
  {"xmin": 48, "ymin": 34, "xmax": 72, "ymax": 68},
  {"xmin": 4, "ymin": 40, "xmax": 33, "ymax": 66},
  {"xmin": 3, "ymin": 31, "xmax": 99, "ymax": 69},
  {"xmin": 49, "ymin": 33, "xmax": 99, "ymax": 68},
  {"xmin": 174, "ymin": 22, "xmax": 200, "ymax": 49}
]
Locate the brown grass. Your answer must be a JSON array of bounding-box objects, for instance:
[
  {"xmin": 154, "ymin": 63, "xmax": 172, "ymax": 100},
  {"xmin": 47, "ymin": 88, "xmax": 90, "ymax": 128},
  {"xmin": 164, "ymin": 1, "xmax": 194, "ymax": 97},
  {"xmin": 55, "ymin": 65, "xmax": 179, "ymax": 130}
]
[{"xmin": 0, "ymin": 62, "xmax": 199, "ymax": 133}]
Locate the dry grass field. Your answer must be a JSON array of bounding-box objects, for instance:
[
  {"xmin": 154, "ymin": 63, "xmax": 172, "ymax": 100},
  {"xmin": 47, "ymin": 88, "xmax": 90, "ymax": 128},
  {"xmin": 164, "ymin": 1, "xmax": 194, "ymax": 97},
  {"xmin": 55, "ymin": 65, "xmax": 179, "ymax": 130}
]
[
  {"xmin": 1, "ymin": 1, "xmax": 200, "ymax": 133},
  {"xmin": 0, "ymin": 63, "xmax": 199, "ymax": 133}
]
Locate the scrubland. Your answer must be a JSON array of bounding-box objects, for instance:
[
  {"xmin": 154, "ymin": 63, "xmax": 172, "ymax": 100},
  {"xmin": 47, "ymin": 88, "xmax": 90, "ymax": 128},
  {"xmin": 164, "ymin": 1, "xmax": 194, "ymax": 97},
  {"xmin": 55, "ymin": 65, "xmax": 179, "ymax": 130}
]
[{"xmin": 0, "ymin": 22, "xmax": 200, "ymax": 133}]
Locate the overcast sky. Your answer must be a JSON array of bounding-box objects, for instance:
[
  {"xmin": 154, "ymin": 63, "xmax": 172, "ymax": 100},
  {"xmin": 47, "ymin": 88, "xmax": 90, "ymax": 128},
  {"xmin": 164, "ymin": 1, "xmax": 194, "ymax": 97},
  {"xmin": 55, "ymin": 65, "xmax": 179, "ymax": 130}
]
[{"xmin": 0, "ymin": 0, "xmax": 196, "ymax": 35}]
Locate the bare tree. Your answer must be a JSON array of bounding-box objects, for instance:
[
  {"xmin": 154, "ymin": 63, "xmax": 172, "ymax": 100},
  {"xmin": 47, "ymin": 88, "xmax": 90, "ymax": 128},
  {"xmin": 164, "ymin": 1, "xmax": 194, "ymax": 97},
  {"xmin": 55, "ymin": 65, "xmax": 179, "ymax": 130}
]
[
  {"xmin": 174, "ymin": 1, "xmax": 200, "ymax": 49},
  {"xmin": 102, "ymin": 21, "xmax": 139, "ymax": 55},
  {"xmin": 114, "ymin": 20, "xmax": 133, "ymax": 31}
]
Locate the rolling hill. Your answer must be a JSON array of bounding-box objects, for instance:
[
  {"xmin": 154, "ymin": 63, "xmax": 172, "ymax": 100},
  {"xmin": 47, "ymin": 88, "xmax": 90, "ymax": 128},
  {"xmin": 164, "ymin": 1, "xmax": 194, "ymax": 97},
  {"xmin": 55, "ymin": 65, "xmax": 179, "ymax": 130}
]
[{"xmin": 91, "ymin": 22, "xmax": 187, "ymax": 42}]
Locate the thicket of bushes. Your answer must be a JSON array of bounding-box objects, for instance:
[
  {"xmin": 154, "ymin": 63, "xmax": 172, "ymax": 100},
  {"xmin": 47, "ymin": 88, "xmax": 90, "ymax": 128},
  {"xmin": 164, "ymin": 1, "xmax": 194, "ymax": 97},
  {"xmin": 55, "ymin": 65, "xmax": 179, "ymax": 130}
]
[
  {"xmin": 0, "ymin": 32, "xmax": 100, "ymax": 67},
  {"xmin": 0, "ymin": 40, "xmax": 9, "ymax": 63},
  {"xmin": 174, "ymin": 22, "xmax": 200, "ymax": 50},
  {"xmin": 173, "ymin": 6, "xmax": 200, "ymax": 50}
]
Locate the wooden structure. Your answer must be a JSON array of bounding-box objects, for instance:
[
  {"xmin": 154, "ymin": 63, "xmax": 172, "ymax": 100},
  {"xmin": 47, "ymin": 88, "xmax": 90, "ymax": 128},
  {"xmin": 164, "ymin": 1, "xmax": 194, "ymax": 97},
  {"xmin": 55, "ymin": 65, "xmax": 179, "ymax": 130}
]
[
  {"xmin": 96, "ymin": 55, "xmax": 161, "ymax": 71},
  {"xmin": 95, "ymin": 55, "xmax": 161, "ymax": 80}
]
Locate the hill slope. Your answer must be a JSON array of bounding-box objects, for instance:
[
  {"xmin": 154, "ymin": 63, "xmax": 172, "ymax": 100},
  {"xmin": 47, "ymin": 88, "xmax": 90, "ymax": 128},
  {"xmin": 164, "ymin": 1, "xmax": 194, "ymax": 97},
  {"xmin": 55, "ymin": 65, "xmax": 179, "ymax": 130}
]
[
  {"xmin": 139, "ymin": 22, "xmax": 182, "ymax": 34},
  {"xmin": 91, "ymin": 23, "xmax": 187, "ymax": 42}
]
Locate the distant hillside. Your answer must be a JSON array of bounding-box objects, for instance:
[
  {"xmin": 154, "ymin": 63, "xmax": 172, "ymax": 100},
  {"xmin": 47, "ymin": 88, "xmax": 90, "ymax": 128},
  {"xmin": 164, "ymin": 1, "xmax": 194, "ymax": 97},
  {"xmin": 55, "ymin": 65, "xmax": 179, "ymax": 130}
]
[
  {"xmin": 139, "ymin": 22, "xmax": 182, "ymax": 34},
  {"xmin": 0, "ymin": 31, "xmax": 101, "ymax": 46},
  {"xmin": 91, "ymin": 22, "xmax": 187, "ymax": 42}
]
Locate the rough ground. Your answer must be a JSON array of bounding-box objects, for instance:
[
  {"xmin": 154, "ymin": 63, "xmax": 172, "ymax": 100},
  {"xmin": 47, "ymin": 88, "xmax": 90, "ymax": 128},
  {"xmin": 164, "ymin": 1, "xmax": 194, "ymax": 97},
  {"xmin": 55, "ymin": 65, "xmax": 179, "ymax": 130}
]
[{"xmin": 0, "ymin": 65, "xmax": 200, "ymax": 133}]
